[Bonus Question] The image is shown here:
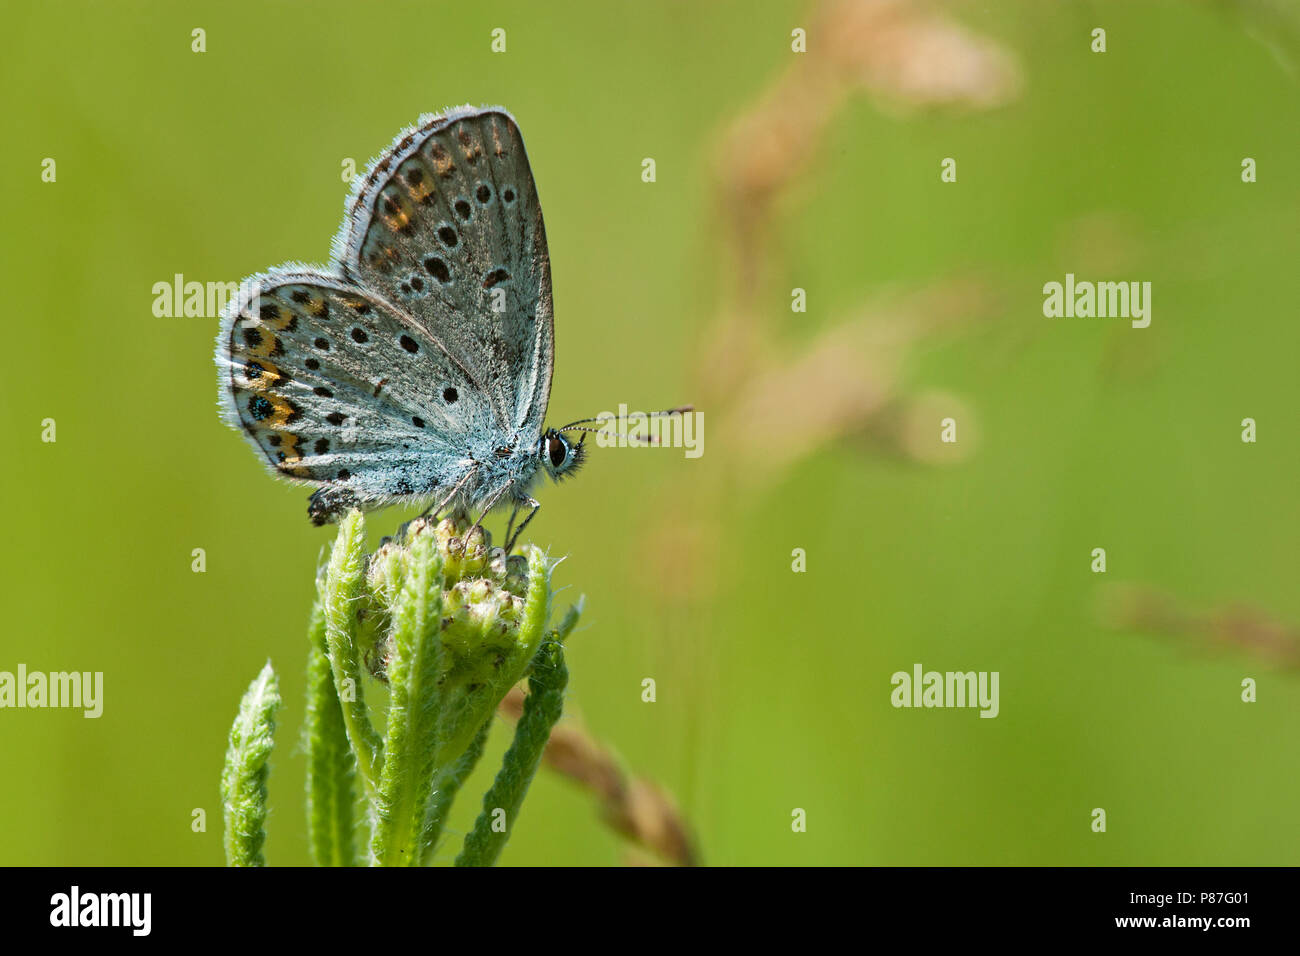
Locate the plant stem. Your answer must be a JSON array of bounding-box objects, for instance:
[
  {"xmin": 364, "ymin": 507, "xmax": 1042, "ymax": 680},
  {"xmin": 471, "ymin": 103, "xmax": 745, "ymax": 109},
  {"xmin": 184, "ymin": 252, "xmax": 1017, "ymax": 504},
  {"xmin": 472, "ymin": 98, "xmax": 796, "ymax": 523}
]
[
  {"xmin": 305, "ymin": 598, "xmax": 356, "ymax": 866},
  {"xmin": 420, "ymin": 719, "xmax": 492, "ymax": 865},
  {"xmin": 455, "ymin": 641, "xmax": 568, "ymax": 867}
]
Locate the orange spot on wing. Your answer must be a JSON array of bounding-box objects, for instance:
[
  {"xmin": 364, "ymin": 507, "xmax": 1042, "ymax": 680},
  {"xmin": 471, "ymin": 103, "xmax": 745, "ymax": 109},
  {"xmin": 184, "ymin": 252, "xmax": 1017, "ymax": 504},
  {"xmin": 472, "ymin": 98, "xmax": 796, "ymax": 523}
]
[
  {"xmin": 272, "ymin": 432, "xmax": 310, "ymax": 477},
  {"xmin": 259, "ymin": 307, "xmax": 296, "ymax": 332},
  {"xmin": 263, "ymin": 395, "xmax": 300, "ymax": 430},
  {"xmin": 243, "ymin": 359, "xmax": 286, "ymax": 389},
  {"xmin": 457, "ymin": 127, "xmax": 482, "ymax": 163},
  {"xmin": 406, "ymin": 178, "xmax": 432, "ymax": 204},
  {"xmin": 429, "ymin": 141, "xmax": 455, "ymax": 177},
  {"xmin": 240, "ymin": 329, "xmax": 280, "ymax": 359}
]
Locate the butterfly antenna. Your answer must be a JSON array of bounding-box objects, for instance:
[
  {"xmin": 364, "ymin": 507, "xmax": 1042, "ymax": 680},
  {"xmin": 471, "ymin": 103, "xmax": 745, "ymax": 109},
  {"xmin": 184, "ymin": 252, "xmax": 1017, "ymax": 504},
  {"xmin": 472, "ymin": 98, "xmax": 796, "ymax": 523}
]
[
  {"xmin": 557, "ymin": 426, "xmax": 660, "ymax": 445},
  {"xmin": 555, "ymin": 405, "xmax": 693, "ymax": 431}
]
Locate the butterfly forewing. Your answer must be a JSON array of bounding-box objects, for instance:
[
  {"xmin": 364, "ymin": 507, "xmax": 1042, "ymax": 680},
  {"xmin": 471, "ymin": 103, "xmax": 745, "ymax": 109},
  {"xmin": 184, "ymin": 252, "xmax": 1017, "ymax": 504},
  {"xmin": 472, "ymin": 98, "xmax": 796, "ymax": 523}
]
[
  {"xmin": 337, "ymin": 107, "xmax": 554, "ymax": 436},
  {"xmin": 218, "ymin": 271, "xmax": 493, "ymax": 503}
]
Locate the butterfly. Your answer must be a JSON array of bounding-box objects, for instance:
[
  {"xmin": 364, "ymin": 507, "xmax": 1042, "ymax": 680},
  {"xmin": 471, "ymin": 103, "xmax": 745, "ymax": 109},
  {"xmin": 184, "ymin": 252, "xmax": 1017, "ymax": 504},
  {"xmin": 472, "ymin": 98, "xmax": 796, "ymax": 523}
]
[{"xmin": 215, "ymin": 106, "xmax": 687, "ymax": 550}]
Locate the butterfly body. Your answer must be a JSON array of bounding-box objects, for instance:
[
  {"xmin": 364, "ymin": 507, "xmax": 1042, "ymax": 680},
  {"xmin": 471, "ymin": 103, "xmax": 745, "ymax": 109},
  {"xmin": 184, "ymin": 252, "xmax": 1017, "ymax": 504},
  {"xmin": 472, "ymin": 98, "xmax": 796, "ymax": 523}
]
[{"xmin": 216, "ymin": 107, "xmax": 587, "ymax": 531}]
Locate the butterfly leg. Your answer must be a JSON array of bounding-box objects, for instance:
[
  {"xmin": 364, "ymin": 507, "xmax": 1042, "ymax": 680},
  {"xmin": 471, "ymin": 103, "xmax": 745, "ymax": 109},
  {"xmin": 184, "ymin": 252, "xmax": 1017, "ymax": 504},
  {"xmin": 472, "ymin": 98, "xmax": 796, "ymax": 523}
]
[
  {"xmin": 504, "ymin": 497, "xmax": 541, "ymax": 554},
  {"xmin": 504, "ymin": 500, "xmax": 522, "ymax": 549},
  {"xmin": 461, "ymin": 483, "xmax": 512, "ymax": 555}
]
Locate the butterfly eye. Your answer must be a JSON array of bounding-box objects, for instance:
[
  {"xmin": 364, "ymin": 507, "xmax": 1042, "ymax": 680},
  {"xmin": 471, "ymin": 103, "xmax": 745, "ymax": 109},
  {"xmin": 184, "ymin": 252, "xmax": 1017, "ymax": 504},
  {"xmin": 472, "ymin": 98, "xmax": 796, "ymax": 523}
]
[{"xmin": 547, "ymin": 436, "xmax": 567, "ymax": 469}]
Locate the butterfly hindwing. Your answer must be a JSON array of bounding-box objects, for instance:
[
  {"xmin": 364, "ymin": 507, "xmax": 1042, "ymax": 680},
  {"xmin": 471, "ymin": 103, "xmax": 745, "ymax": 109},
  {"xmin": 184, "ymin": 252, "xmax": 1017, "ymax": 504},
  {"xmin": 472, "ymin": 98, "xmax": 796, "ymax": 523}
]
[
  {"xmin": 217, "ymin": 270, "xmax": 494, "ymax": 505},
  {"xmin": 335, "ymin": 106, "xmax": 554, "ymax": 437}
]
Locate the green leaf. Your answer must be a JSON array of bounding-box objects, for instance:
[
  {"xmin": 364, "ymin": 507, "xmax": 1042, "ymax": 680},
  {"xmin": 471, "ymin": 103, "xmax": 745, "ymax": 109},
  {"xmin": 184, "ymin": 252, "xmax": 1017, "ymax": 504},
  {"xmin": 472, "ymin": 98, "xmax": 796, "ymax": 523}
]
[
  {"xmin": 322, "ymin": 510, "xmax": 382, "ymax": 799},
  {"xmin": 221, "ymin": 661, "xmax": 281, "ymax": 867},
  {"xmin": 370, "ymin": 533, "xmax": 446, "ymax": 865}
]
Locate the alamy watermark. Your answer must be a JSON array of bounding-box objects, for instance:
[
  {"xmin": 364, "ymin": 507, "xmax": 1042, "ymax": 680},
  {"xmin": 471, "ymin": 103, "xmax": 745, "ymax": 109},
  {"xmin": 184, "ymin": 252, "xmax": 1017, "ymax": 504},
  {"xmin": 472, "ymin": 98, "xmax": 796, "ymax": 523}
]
[
  {"xmin": 591, "ymin": 404, "xmax": 703, "ymax": 459},
  {"xmin": 1043, "ymin": 273, "xmax": 1151, "ymax": 328},
  {"xmin": 890, "ymin": 663, "xmax": 999, "ymax": 718},
  {"xmin": 1, "ymin": 665, "xmax": 103, "ymax": 718},
  {"xmin": 152, "ymin": 273, "xmax": 264, "ymax": 318},
  {"xmin": 50, "ymin": 886, "xmax": 150, "ymax": 935}
]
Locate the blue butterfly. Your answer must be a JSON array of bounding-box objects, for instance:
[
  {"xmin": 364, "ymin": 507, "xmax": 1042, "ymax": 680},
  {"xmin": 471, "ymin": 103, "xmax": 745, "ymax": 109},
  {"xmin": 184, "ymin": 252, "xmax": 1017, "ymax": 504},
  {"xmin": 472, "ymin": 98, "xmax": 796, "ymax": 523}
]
[{"xmin": 216, "ymin": 106, "xmax": 686, "ymax": 549}]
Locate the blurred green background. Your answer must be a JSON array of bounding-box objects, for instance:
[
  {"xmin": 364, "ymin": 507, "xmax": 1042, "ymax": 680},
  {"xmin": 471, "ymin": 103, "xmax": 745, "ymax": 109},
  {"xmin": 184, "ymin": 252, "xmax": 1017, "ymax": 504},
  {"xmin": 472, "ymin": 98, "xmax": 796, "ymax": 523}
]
[{"xmin": 3, "ymin": 0, "xmax": 1298, "ymax": 865}]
